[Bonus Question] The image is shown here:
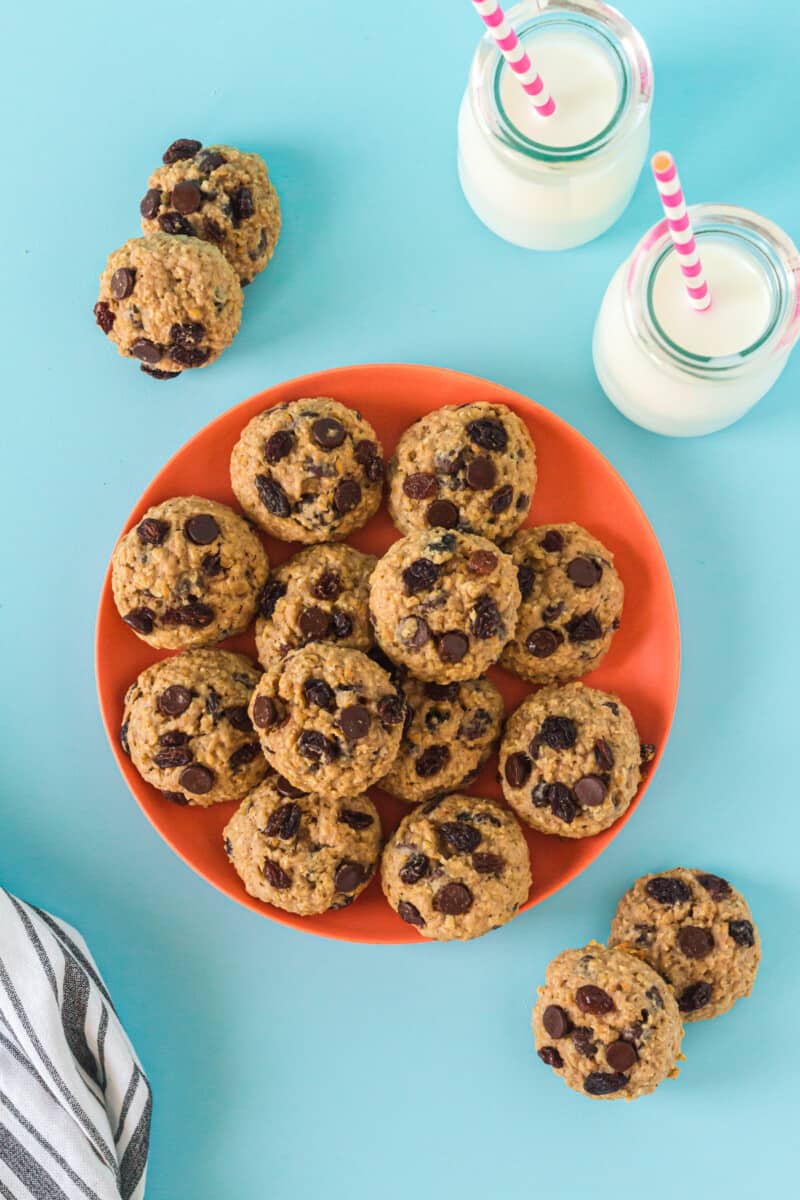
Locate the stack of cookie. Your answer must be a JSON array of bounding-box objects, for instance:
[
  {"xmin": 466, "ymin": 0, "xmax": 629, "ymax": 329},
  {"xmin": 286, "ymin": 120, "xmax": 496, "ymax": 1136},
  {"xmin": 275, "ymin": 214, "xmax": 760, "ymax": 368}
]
[
  {"xmin": 94, "ymin": 137, "xmax": 281, "ymax": 379},
  {"xmin": 113, "ymin": 394, "xmax": 652, "ymax": 937}
]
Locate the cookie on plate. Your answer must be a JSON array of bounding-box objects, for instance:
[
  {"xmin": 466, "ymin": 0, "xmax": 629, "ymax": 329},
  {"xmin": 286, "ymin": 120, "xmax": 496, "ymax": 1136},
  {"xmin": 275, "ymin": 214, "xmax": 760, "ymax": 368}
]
[
  {"xmin": 378, "ymin": 677, "xmax": 504, "ymax": 804},
  {"xmin": 140, "ymin": 138, "xmax": 281, "ymax": 285},
  {"xmin": 255, "ymin": 543, "xmax": 376, "ymax": 668},
  {"xmin": 230, "ymin": 397, "xmax": 384, "ymax": 542},
  {"xmin": 368, "ymin": 529, "xmax": 521, "ymax": 682},
  {"xmin": 223, "ymin": 774, "xmax": 381, "ymax": 914},
  {"xmin": 532, "ymin": 943, "xmax": 682, "ymax": 1100},
  {"xmin": 248, "ymin": 644, "xmax": 404, "ymax": 798},
  {"xmin": 381, "ymin": 794, "xmax": 531, "ymax": 941},
  {"xmin": 387, "ymin": 402, "xmax": 536, "ymax": 540},
  {"xmin": 501, "ymin": 524, "xmax": 624, "ymax": 684},
  {"xmin": 609, "ymin": 868, "xmax": 761, "ymax": 1021},
  {"xmin": 499, "ymin": 683, "xmax": 643, "ymax": 838},
  {"xmin": 111, "ymin": 496, "xmax": 269, "ymax": 649},
  {"xmin": 121, "ymin": 649, "xmax": 266, "ymax": 807},
  {"xmin": 94, "ymin": 233, "xmax": 243, "ymax": 378}
]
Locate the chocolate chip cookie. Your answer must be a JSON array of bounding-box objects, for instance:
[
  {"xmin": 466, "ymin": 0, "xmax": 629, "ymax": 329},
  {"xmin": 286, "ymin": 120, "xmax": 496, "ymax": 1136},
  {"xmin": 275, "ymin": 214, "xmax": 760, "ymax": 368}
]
[
  {"xmin": 609, "ymin": 868, "xmax": 761, "ymax": 1022},
  {"xmin": 248, "ymin": 644, "xmax": 404, "ymax": 798},
  {"xmin": 121, "ymin": 649, "xmax": 266, "ymax": 807},
  {"xmin": 387, "ymin": 402, "xmax": 536, "ymax": 540},
  {"xmin": 255, "ymin": 543, "xmax": 376, "ymax": 668},
  {"xmin": 94, "ymin": 233, "xmax": 243, "ymax": 378},
  {"xmin": 140, "ymin": 139, "xmax": 281, "ymax": 285},
  {"xmin": 532, "ymin": 943, "xmax": 683, "ymax": 1100},
  {"xmin": 501, "ymin": 524, "xmax": 623, "ymax": 684},
  {"xmin": 381, "ymin": 794, "xmax": 531, "ymax": 941},
  {"xmin": 378, "ymin": 678, "xmax": 504, "ymax": 804},
  {"xmin": 111, "ymin": 496, "xmax": 269, "ymax": 649},
  {"xmin": 500, "ymin": 683, "xmax": 643, "ymax": 838},
  {"xmin": 369, "ymin": 530, "xmax": 521, "ymax": 682},
  {"xmin": 223, "ymin": 773, "xmax": 381, "ymax": 915},
  {"xmin": 230, "ymin": 398, "xmax": 384, "ymax": 543}
]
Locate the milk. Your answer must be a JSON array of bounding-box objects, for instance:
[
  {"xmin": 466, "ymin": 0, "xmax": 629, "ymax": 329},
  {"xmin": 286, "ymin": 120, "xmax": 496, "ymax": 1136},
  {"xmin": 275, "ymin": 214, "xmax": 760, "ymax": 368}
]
[
  {"xmin": 457, "ymin": 0, "xmax": 653, "ymax": 251},
  {"xmin": 593, "ymin": 206, "xmax": 800, "ymax": 437}
]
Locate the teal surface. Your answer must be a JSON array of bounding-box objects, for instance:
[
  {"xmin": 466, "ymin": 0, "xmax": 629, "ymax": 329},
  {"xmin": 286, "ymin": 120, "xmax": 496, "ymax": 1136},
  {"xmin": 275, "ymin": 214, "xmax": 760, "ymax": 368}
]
[{"xmin": 1, "ymin": 2, "xmax": 797, "ymax": 1196}]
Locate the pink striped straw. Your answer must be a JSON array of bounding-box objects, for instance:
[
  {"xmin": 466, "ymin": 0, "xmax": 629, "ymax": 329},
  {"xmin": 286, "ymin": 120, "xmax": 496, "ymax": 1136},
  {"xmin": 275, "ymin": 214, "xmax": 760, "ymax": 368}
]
[
  {"xmin": 470, "ymin": 0, "xmax": 556, "ymax": 117},
  {"xmin": 651, "ymin": 151, "xmax": 711, "ymax": 311}
]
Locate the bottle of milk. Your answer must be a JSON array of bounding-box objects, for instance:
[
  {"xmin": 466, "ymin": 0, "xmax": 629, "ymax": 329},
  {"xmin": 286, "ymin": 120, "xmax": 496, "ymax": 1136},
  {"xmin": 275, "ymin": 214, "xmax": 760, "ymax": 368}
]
[
  {"xmin": 593, "ymin": 205, "xmax": 800, "ymax": 436},
  {"xmin": 457, "ymin": 0, "xmax": 653, "ymax": 250}
]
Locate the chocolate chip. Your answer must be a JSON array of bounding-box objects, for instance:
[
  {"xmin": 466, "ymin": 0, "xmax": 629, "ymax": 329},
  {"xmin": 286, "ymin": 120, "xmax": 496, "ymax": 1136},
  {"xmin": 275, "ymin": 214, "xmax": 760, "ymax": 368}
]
[
  {"xmin": 137, "ymin": 517, "xmax": 168, "ymax": 545},
  {"xmin": 574, "ymin": 775, "xmax": 607, "ymax": 807},
  {"xmin": 153, "ymin": 746, "xmax": 193, "ymax": 769},
  {"xmin": 263, "ymin": 859, "xmax": 292, "ymax": 889},
  {"xmin": 340, "ymin": 704, "xmax": 371, "ymax": 741},
  {"xmin": 140, "ymin": 365, "xmax": 180, "ymax": 380},
  {"xmin": 525, "ymin": 628, "xmax": 563, "ymax": 658},
  {"xmin": 311, "ymin": 569, "xmax": 341, "ymax": 600},
  {"xmin": 504, "ymin": 752, "xmax": 532, "ymax": 788},
  {"xmin": 696, "ymin": 873, "xmax": 732, "ymax": 899},
  {"xmin": 335, "ymin": 861, "xmax": 366, "ymax": 893},
  {"xmin": 158, "ymin": 685, "xmax": 192, "ymax": 716},
  {"xmin": 415, "ymin": 745, "xmax": 450, "ymax": 777},
  {"xmin": 678, "ymin": 982, "xmax": 712, "ymax": 1014},
  {"xmin": 398, "ymin": 900, "xmax": 425, "ymax": 926},
  {"xmin": 378, "ymin": 695, "xmax": 405, "ymax": 726},
  {"xmin": 252, "ymin": 696, "xmax": 278, "ymax": 728},
  {"xmin": 566, "ymin": 613, "xmax": 603, "ymax": 643},
  {"xmin": 264, "ymin": 430, "xmax": 294, "ymax": 463},
  {"xmin": 111, "ymin": 267, "xmax": 136, "ymax": 300},
  {"xmin": 163, "ymin": 138, "xmax": 202, "ymax": 164},
  {"xmin": 538, "ymin": 1047, "xmax": 564, "ymax": 1069},
  {"xmin": 472, "ymin": 852, "xmax": 504, "ymax": 875},
  {"xmin": 729, "ymin": 920, "xmax": 755, "ymax": 947},
  {"xmin": 403, "ymin": 473, "xmax": 438, "ymax": 499},
  {"xmin": 161, "ymin": 602, "xmax": 214, "ymax": 628},
  {"xmin": 266, "ymin": 802, "xmax": 302, "ymax": 839},
  {"xmin": 311, "ymin": 417, "xmax": 345, "ymax": 448},
  {"xmin": 517, "ymin": 564, "xmax": 534, "ymax": 599},
  {"xmin": 645, "ymin": 876, "xmax": 692, "ymax": 905},
  {"xmin": 540, "ymin": 716, "xmax": 578, "ymax": 750},
  {"xmin": 548, "ymin": 783, "xmax": 578, "ymax": 823},
  {"xmin": 303, "ymin": 678, "xmax": 335, "ymax": 711},
  {"xmin": 229, "ymin": 743, "xmax": 260, "ymax": 771},
  {"xmin": 439, "ymin": 821, "xmax": 481, "ymax": 853},
  {"xmin": 231, "ymin": 185, "xmax": 255, "ymax": 225},
  {"xmin": 567, "ymin": 556, "xmax": 602, "ymax": 588},
  {"xmin": 472, "ymin": 597, "xmax": 503, "ymax": 640},
  {"xmin": 172, "ymin": 179, "xmax": 203, "ymax": 214},
  {"xmin": 179, "ymin": 764, "xmax": 214, "ymax": 794},
  {"xmin": 426, "ymin": 499, "xmax": 459, "ymax": 528},
  {"xmin": 576, "ymin": 985, "xmax": 615, "ymax": 1015},
  {"xmin": 543, "ymin": 1005, "xmax": 571, "ymax": 1039},
  {"xmin": 297, "ymin": 730, "xmax": 338, "ymax": 762},
  {"xmin": 571, "ymin": 1027, "xmax": 597, "ymax": 1058},
  {"xmin": 605, "ymin": 1041, "xmax": 637, "ymax": 1072},
  {"xmin": 298, "ymin": 606, "xmax": 331, "ymax": 640},
  {"xmin": 197, "ymin": 150, "xmax": 225, "ymax": 173},
  {"xmin": 437, "ymin": 631, "xmax": 469, "ymax": 663},
  {"xmin": 184, "ymin": 513, "xmax": 219, "ymax": 545},
  {"xmin": 334, "ymin": 479, "xmax": 361, "ymax": 514},
  {"xmin": 678, "ymin": 926, "xmax": 715, "ymax": 959},
  {"xmin": 425, "ymin": 682, "xmax": 460, "ymax": 701},
  {"xmin": 468, "ymin": 550, "xmax": 498, "ymax": 575},
  {"xmin": 465, "ymin": 456, "xmax": 496, "ymax": 490},
  {"xmin": 258, "ymin": 580, "xmax": 287, "ymax": 619},
  {"xmin": 466, "ymin": 417, "xmax": 507, "ymax": 451},
  {"xmin": 226, "ymin": 706, "xmax": 252, "ymax": 732},
  {"xmin": 489, "ymin": 485, "xmax": 513, "ymax": 514},
  {"xmin": 540, "ymin": 530, "xmax": 564, "ymax": 552},
  {"xmin": 158, "ymin": 211, "xmax": 196, "ymax": 236},
  {"xmin": 400, "ymin": 853, "xmax": 430, "ymax": 884},
  {"xmin": 338, "ymin": 808, "xmax": 374, "ymax": 830},
  {"xmin": 584, "ymin": 1072, "xmax": 627, "ymax": 1096},
  {"xmin": 402, "ymin": 558, "xmax": 439, "ymax": 594},
  {"xmin": 593, "ymin": 738, "xmax": 615, "ymax": 771},
  {"xmin": 161, "ymin": 790, "xmax": 188, "ymax": 805},
  {"xmin": 330, "ymin": 610, "xmax": 353, "ymax": 639},
  {"xmin": 94, "ymin": 301, "xmax": 115, "ymax": 334},
  {"xmin": 130, "ymin": 339, "xmax": 162, "ymax": 364},
  {"xmin": 432, "ymin": 882, "xmax": 473, "ymax": 915},
  {"xmin": 255, "ymin": 475, "xmax": 291, "ymax": 517},
  {"xmin": 276, "ymin": 775, "xmax": 306, "ymax": 798},
  {"xmin": 140, "ymin": 188, "xmax": 162, "ymax": 219}
]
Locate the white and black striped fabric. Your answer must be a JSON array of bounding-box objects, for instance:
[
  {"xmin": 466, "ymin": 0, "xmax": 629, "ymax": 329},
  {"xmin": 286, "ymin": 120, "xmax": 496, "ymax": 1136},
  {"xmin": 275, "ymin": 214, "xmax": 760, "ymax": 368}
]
[{"xmin": 0, "ymin": 890, "xmax": 151, "ymax": 1200}]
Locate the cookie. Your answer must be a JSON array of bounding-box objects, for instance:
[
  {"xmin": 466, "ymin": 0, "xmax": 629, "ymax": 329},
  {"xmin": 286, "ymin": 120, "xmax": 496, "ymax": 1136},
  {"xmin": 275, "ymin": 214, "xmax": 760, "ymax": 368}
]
[
  {"xmin": 609, "ymin": 868, "xmax": 761, "ymax": 1021},
  {"xmin": 387, "ymin": 402, "xmax": 536, "ymax": 540},
  {"xmin": 140, "ymin": 139, "xmax": 281, "ymax": 285},
  {"xmin": 500, "ymin": 524, "xmax": 624, "ymax": 684},
  {"xmin": 94, "ymin": 233, "xmax": 243, "ymax": 378},
  {"xmin": 381, "ymin": 794, "xmax": 531, "ymax": 941},
  {"xmin": 248, "ymin": 644, "xmax": 404, "ymax": 798},
  {"xmin": 111, "ymin": 496, "xmax": 269, "ymax": 650},
  {"xmin": 223, "ymin": 773, "xmax": 381, "ymax": 915},
  {"xmin": 378, "ymin": 678, "xmax": 504, "ymax": 804},
  {"xmin": 121, "ymin": 649, "xmax": 266, "ymax": 807},
  {"xmin": 255, "ymin": 543, "xmax": 376, "ymax": 668},
  {"xmin": 499, "ymin": 683, "xmax": 643, "ymax": 838},
  {"xmin": 368, "ymin": 530, "xmax": 521, "ymax": 682},
  {"xmin": 230, "ymin": 398, "xmax": 384, "ymax": 543},
  {"xmin": 532, "ymin": 943, "xmax": 683, "ymax": 1100}
]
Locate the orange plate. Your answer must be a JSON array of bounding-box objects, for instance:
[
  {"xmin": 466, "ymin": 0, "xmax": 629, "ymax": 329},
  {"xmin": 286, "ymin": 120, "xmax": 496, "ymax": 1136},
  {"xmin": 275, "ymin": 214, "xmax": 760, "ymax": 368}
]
[{"xmin": 96, "ymin": 364, "xmax": 680, "ymax": 943}]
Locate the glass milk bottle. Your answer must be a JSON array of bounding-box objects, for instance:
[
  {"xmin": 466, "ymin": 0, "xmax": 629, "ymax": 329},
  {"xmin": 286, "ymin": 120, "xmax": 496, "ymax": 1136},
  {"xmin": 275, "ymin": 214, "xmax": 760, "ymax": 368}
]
[
  {"xmin": 457, "ymin": 0, "xmax": 653, "ymax": 250},
  {"xmin": 592, "ymin": 205, "xmax": 800, "ymax": 436}
]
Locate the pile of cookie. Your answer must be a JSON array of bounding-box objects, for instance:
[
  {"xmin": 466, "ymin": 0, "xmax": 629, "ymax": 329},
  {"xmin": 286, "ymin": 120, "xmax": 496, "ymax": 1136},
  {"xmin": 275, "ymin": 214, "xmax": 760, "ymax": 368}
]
[
  {"xmin": 93, "ymin": 137, "xmax": 281, "ymax": 379},
  {"xmin": 114, "ymin": 394, "xmax": 650, "ymax": 939},
  {"xmin": 532, "ymin": 867, "xmax": 761, "ymax": 1101}
]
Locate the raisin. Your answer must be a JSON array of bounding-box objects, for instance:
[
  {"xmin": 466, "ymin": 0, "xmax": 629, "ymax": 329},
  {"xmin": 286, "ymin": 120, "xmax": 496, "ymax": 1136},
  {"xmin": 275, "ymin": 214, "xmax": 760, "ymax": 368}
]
[
  {"xmin": 540, "ymin": 716, "xmax": 578, "ymax": 750},
  {"xmin": 400, "ymin": 854, "xmax": 430, "ymax": 884},
  {"xmin": 438, "ymin": 821, "xmax": 482, "ymax": 853},
  {"xmin": 466, "ymin": 417, "xmax": 508, "ymax": 451},
  {"xmin": 255, "ymin": 475, "xmax": 290, "ymax": 517}
]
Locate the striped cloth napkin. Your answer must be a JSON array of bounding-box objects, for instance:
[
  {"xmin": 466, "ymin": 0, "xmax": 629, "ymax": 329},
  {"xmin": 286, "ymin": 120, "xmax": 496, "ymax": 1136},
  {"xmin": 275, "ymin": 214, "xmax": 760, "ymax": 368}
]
[{"xmin": 0, "ymin": 890, "xmax": 151, "ymax": 1200}]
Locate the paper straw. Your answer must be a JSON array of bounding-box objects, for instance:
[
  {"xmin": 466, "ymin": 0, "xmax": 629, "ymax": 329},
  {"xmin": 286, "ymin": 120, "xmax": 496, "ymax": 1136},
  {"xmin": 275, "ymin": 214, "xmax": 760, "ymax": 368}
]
[
  {"xmin": 471, "ymin": 0, "xmax": 556, "ymax": 117},
  {"xmin": 651, "ymin": 151, "xmax": 711, "ymax": 311}
]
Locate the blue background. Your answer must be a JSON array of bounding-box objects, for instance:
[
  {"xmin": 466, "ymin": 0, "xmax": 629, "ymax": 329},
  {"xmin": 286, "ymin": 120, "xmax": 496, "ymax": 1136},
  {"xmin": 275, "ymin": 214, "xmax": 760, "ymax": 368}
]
[{"xmin": 1, "ymin": 1, "xmax": 798, "ymax": 1196}]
